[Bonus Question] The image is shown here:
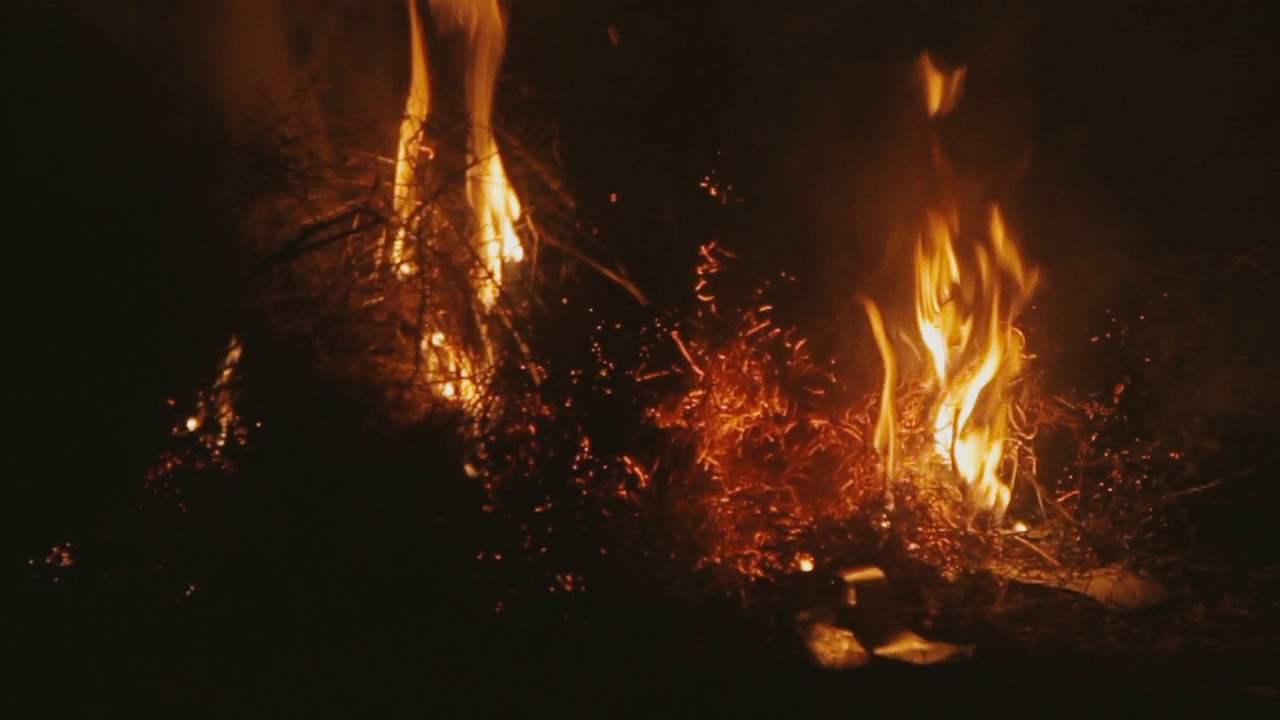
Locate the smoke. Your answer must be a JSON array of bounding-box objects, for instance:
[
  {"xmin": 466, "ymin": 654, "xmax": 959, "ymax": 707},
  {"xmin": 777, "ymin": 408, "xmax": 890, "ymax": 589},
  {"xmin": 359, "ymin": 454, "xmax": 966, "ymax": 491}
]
[
  {"xmin": 202, "ymin": 0, "xmax": 407, "ymax": 151},
  {"xmin": 209, "ymin": 0, "xmax": 307, "ymax": 134}
]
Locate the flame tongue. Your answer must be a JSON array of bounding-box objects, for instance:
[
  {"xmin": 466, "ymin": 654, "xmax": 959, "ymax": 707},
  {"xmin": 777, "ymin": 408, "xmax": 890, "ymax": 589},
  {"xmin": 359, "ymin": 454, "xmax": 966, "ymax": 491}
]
[
  {"xmin": 432, "ymin": 0, "xmax": 525, "ymax": 308},
  {"xmin": 383, "ymin": 1, "xmax": 528, "ymax": 405},
  {"xmin": 863, "ymin": 54, "xmax": 1039, "ymax": 520},
  {"xmin": 390, "ymin": 0, "xmax": 527, "ymax": 293},
  {"xmin": 388, "ymin": 0, "xmax": 431, "ymax": 275},
  {"xmin": 861, "ymin": 297, "xmax": 898, "ymax": 479},
  {"xmin": 920, "ymin": 53, "xmax": 965, "ymax": 119}
]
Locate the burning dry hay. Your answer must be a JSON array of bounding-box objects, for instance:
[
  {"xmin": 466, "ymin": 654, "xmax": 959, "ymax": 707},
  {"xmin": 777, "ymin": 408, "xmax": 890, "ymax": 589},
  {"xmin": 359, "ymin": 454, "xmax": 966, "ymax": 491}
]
[
  {"xmin": 248, "ymin": 143, "xmax": 526, "ymax": 423},
  {"xmin": 211, "ymin": 0, "xmax": 649, "ymax": 605},
  {"xmin": 152, "ymin": 6, "xmax": 1261, "ymax": 660},
  {"xmin": 231, "ymin": 22, "xmax": 1194, "ymax": 619},
  {"xmin": 650, "ymin": 244, "xmax": 884, "ymax": 579},
  {"xmin": 641, "ymin": 53, "xmax": 1057, "ymax": 587},
  {"xmin": 645, "ymin": 248, "xmax": 1183, "ymax": 613}
]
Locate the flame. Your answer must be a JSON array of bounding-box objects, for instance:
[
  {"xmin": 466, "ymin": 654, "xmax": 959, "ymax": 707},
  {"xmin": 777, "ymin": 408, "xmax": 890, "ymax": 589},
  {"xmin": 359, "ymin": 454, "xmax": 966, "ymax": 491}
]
[
  {"xmin": 860, "ymin": 296, "xmax": 897, "ymax": 479},
  {"xmin": 424, "ymin": 331, "xmax": 479, "ymax": 402},
  {"xmin": 863, "ymin": 54, "xmax": 1038, "ymax": 521},
  {"xmin": 432, "ymin": 0, "xmax": 525, "ymax": 308},
  {"xmin": 380, "ymin": 0, "xmax": 529, "ymax": 407},
  {"xmin": 919, "ymin": 52, "xmax": 965, "ymax": 118},
  {"xmin": 387, "ymin": 0, "xmax": 431, "ymax": 275},
  {"xmin": 652, "ymin": 245, "xmax": 886, "ymax": 579}
]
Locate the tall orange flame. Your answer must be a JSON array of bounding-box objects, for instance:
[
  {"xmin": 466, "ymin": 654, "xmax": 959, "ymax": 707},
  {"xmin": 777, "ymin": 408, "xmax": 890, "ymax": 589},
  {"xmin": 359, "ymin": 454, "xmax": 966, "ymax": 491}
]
[
  {"xmin": 387, "ymin": 0, "xmax": 431, "ymax": 276},
  {"xmin": 382, "ymin": 0, "xmax": 529, "ymax": 405},
  {"xmin": 860, "ymin": 296, "xmax": 897, "ymax": 481},
  {"xmin": 863, "ymin": 53, "xmax": 1039, "ymax": 521},
  {"xmin": 432, "ymin": 0, "xmax": 525, "ymax": 308}
]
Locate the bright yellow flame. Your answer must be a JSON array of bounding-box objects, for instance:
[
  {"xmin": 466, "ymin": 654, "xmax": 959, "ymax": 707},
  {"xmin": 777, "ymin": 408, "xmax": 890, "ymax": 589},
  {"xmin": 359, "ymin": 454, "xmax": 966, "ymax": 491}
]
[
  {"xmin": 860, "ymin": 296, "xmax": 897, "ymax": 480},
  {"xmin": 185, "ymin": 417, "xmax": 200, "ymax": 432},
  {"xmin": 384, "ymin": 0, "xmax": 529, "ymax": 406},
  {"xmin": 387, "ymin": 0, "xmax": 431, "ymax": 274},
  {"xmin": 434, "ymin": 0, "xmax": 526, "ymax": 307},
  {"xmin": 916, "ymin": 205, "xmax": 1037, "ymax": 517},
  {"xmin": 914, "ymin": 210, "xmax": 970, "ymax": 381},
  {"xmin": 864, "ymin": 55, "xmax": 1039, "ymax": 521},
  {"xmin": 919, "ymin": 52, "xmax": 965, "ymax": 118},
  {"xmin": 423, "ymin": 332, "xmax": 478, "ymax": 403}
]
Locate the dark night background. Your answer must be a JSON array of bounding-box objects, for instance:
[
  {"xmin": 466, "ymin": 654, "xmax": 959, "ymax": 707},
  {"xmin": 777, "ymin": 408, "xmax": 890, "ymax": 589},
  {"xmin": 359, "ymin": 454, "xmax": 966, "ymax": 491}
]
[{"xmin": 10, "ymin": 0, "xmax": 1279, "ymax": 714}]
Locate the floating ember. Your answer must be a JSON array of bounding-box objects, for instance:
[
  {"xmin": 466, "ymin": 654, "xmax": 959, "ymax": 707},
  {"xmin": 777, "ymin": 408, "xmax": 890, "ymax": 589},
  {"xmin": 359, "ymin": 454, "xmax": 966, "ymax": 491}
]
[{"xmin": 650, "ymin": 244, "xmax": 885, "ymax": 580}]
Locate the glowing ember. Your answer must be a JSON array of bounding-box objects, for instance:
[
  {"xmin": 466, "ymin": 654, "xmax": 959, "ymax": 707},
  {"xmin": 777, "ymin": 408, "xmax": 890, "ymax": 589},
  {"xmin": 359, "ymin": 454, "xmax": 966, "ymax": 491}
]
[
  {"xmin": 146, "ymin": 335, "xmax": 251, "ymax": 508},
  {"xmin": 215, "ymin": 337, "xmax": 243, "ymax": 443},
  {"xmin": 169, "ymin": 335, "xmax": 246, "ymax": 450},
  {"xmin": 919, "ymin": 52, "xmax": 965, "ymax": 118},
  {"xmin": 651, "ymin": 244, "xmax": 884, "ymax": 579},
  {"xmin": 423, "ymin": 331, "xmax": 478, "ymax": 402},
  {"xmin": 863, "ymin": 53, "xmax": 1039, "ymax": 521}
]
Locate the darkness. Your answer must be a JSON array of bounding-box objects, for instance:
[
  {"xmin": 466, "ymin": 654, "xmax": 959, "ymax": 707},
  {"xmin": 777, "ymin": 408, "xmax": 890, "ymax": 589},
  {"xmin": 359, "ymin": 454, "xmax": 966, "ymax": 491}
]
[{"xmin": 10, "ymin": 0, "xmax": 1279, "ymax": 714}]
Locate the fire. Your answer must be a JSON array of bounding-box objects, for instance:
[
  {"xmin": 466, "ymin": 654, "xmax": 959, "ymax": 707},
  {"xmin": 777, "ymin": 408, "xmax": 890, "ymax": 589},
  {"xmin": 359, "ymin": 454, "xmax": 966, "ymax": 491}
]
[
  {"xmin": 424, "ymin": 331, "xmax": 478, "ymax": 402},
  {"xmin": 863, "ymin": 54, "xmax": 1039, "ymax": 521},
  {"xmin": 386, "ymin": 0, "xmax": 432, "ymax": 276},
  {"xmin": 380, "ymin": 0, "xmax": 528, "ymax": 406},
  {"xmin": 651, "ymin": 245, "xmax": 885, "ymax": 579},
  {"xmin": 860, "ymin": 296, "xmax": 897, "ymax": 481},
  {"xmin": 432, "ymin": 0, "xmax": 526, "ymax": 308},
  {"xmin": 146, "ymin": 335, "xmax": 250, "ymax": 508}
]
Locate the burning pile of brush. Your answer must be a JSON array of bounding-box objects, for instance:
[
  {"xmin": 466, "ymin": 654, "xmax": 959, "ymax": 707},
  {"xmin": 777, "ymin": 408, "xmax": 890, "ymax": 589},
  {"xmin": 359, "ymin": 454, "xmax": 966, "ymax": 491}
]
[
  {"xmin": 237, "ymin": 10, "xmax": 1182, "ymax": 609},
  {"xmin": 162, "ymin": 4, "xmax": 1242, "ymax": 666},
  {"xmin": 245, "ymin": 0, "xmax": 582, "ymax": 424},
  {"xmin": 640, "ymin": 54, "xmax": 1182, "ymax": 627}
]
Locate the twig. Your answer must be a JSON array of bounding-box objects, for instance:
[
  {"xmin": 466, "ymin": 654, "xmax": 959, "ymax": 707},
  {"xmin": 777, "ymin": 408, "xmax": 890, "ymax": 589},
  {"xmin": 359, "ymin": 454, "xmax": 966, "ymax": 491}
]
[
  {"xmin": 530, "ymin": 220, "xmax": 650, "ymax": 306},
  {"xmin": 1011, "ymin": 534, "xmax": 1063, "ymax": 567}
]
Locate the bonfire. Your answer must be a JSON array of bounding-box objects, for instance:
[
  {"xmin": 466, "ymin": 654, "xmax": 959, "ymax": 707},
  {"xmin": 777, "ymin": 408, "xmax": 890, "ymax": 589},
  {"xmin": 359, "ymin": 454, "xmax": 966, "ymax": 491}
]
[{"xmin": 102, "ymin": 1, "xmax": 1272, "ymax": 687}]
